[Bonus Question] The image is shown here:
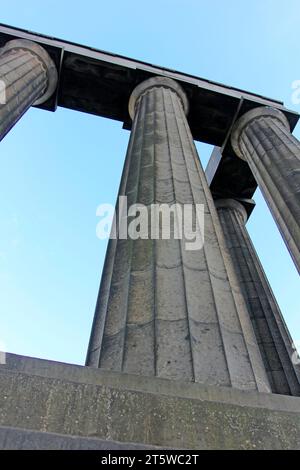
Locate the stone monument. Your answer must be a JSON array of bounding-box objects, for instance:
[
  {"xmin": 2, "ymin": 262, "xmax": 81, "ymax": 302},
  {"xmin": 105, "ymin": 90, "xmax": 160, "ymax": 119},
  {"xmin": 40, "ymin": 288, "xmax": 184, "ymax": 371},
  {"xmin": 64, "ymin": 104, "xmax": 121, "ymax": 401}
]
[{"xmin": 0, "ymin": 24, "xmax": 299, "ymax": 449}]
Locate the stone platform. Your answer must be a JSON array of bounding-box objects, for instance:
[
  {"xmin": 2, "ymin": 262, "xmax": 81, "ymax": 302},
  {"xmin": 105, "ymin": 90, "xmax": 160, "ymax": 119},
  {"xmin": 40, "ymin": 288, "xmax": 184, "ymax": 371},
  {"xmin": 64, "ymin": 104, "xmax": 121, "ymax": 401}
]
[{"xmin": 0, "ymin": 353, "xmax": 299, "ymax": 449}]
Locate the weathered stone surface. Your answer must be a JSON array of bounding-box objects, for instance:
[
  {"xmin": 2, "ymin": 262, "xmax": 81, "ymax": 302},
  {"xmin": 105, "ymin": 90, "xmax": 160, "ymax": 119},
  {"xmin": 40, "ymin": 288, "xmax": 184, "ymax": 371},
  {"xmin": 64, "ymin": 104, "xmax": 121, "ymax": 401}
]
[
  {"xmin": 0, "ymin": 354, "xmax": 300, "ymax": 450},
  {"xmin": 0, "ymin": 39, "xmax": 57, "ymax": 141},
  {"xmin": 87, "ymin": 76, "xmax": 270, "ymax": 392},
  {"xmin": 0, "ymin": 426, "xmax": 160, "ymax": 450},
  {"xmin": 216, "ymin": 199, "xmax": 300, "ymax": 396},
  {"xmin": 231, "ymin": 106, "xmax": 300, "ymax": 274}
]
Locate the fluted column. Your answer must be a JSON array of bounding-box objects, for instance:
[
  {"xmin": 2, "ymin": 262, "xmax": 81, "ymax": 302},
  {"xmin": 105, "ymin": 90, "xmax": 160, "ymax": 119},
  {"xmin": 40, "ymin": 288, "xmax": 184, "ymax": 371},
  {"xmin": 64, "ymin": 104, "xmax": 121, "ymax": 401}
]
[
  {"xmin": 0, "ymin": 39, "xmax": 58, "ymax": 141},
  {"xmin": 231, "ymin": 107, "xmax": 300, "ymax": 274},
  {"xmin": 216, "ymin": 199, "xmax": 300, "ymax": 396},
  {"xmin": 87, "ymin": 77, "xmax": 270, "ymax": 392}
]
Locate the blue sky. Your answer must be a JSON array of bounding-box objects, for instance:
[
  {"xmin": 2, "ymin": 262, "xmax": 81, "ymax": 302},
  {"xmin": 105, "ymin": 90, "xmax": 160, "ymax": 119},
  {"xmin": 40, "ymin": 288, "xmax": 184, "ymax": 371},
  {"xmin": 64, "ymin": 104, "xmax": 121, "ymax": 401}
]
[{"xmin": 0, "ymin": 0, "xmax": 299, "ymax": 365}]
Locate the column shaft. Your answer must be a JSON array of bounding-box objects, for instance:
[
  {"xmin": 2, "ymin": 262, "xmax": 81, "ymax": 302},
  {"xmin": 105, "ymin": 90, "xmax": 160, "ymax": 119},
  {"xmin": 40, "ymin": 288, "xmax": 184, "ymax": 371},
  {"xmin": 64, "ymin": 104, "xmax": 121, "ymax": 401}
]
[
  {"xmin": 0, "ymin": 39, "xmax": 57, "ymax": 141},
  {"xmin": 216, "ymin": 199, "xmax": 300, "ymax": 396},
  {"xmin": 87, "ymin": 77, "xmax": 271, "ymax": 393},
  {"xmin": 231, "ymin": 107, "xmax": 300, "ymax": 273}
]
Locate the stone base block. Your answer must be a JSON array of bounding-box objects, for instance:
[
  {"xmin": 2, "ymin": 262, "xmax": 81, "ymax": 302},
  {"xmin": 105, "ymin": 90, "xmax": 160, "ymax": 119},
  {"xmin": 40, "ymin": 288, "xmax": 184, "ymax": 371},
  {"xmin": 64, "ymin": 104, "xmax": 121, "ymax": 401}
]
[
  {"xmin": 0, "ymin": 426, "xmax": 158, "ymax": 450},
  {"xmin": 0, "ymin": 354, "xmax": 299, "ymax": 449}
]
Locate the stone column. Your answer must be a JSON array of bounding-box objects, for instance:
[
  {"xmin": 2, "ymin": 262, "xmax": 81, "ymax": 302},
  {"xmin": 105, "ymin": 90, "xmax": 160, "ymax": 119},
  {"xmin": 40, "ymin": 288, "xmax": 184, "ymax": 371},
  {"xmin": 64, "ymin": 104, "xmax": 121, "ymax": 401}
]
[
  {"xmin": 231, "ymin": 107, "xmax": 300, "ymax": 274},
  {"xmin": 87, "ymin": 76, "xmax": 271, "ymax": 393},
  {"xmin": 216, "ymin": 199, "xmax": 300, "ymax": 396},
  {"xmin": 0, "ymin": 39, "xmax": 58, "ymax": 141}
]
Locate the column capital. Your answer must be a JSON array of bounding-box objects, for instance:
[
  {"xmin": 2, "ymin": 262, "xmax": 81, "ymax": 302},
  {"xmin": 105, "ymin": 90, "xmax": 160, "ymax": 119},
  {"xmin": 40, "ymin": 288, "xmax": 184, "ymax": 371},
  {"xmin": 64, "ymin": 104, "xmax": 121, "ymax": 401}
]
[
  {"xmin": 128, "ymin": 76, "xmax": 189, "ymax": 119},
  {"xmin": 215, "ymin": 198, "xmax": 248, "ymax": 224},
  {"xmin": 231, "ymin": 106, "xmax": 290, "ymax": 160},
  {"xmin": 0, "ymin": 39, "xmax": 58, "ymax": 105}
]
